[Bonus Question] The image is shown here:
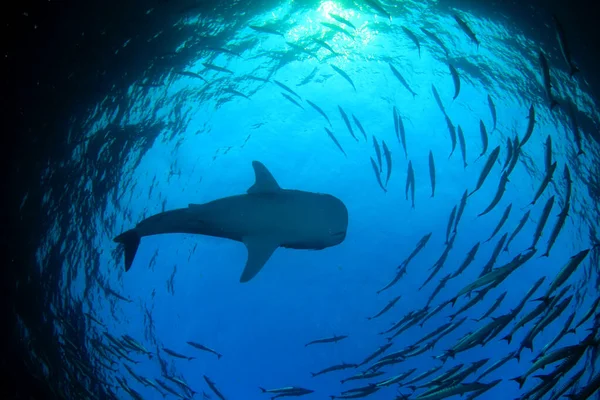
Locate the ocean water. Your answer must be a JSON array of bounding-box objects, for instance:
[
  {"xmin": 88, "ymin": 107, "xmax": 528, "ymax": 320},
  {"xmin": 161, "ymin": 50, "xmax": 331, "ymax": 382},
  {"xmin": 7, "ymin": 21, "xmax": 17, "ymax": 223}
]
[{"xmin": 29, "ymin": 1, "xmax": 600, "ymax": 399}]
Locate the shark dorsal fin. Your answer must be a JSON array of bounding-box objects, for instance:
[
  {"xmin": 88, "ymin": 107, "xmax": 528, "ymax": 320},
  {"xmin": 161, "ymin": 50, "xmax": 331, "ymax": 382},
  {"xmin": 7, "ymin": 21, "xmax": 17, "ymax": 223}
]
[
  {"xmin": 240, "ymin": 236, "xmax": 278, "ymax": 282},
  {"xmin": 248, "ymin": 161, "xmax": 280, "ymax": 194}
]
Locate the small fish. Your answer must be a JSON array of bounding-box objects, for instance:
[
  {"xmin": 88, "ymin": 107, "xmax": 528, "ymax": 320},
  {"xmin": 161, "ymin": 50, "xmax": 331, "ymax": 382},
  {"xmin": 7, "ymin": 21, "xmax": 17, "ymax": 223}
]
[
  {"xmin": 329, "ymin": 13, "xmax": 356, "ymax": 30},
  {"xmin": 567, "ymin": 102, "xmax": 585, "ymax": 156},
  {"xmin": 306, "ymin": 100, "xmax": 331, "ymax": 126},
  {"xmin": 163, "ymin": 347, "xmax": 195, "ymax": 361},
  {"xmin": 504, "ymin": 210, "xmax": 531, "ymax": 253},
  {"xmin": 487, "ymin": 94, "xmax": 497, "ymax": 131},
  {"xmin": 505, "ymin": 136, "xmax": 521, "ymax": 178},
  {"xmin": 453, "ymin": 14, "xmax": 480, "ymax": 48},
  {"xmin": 420, "ymin": 28, "xmax": 449, "ymax": 56},
  {"xmin": 324, "ymin": 128, "xmax": 347, "ymax": 157},
  {"xmin": 478, "ymin": 171, "xmax": 509, "ymax": 217},
  {"xmin": 485, "ymin": 203, "xmax": 512, "ymax": 242},
  {"xmin": 364, "ymin": 0, "xmax": 392, "ymax": 21},
  {"xmin": 370, "ymin": 157, "xmax": 387, "ymax": 193},
  {"xmin": 273, "ymin": 80, "xmax": 301, "ymax": 100},
  {"xmin": 202, "ymin": 62, "xmax": 233, "ymax": 74},
  {"xmin": 187, "ymin": 341, "xmax": 222, "ymax": 359},
  {"xmin": 250, "ymin": 25, "xmax": 284, "ymax": 36},
  {"xmin": 331, "ymin": 65, "xmax": 356, "ymax": 91},
  {"xmin": 352, "ymin": 114, "xmax": 368, "ymax": 141},
  {"xmin": 450, "ymin": 242, "xmax": 480, "ymax": 279},
  {"xmin": 260, "ymin": 387, "xmax": 314, "ymax": 399},
  {"xmin": 281, "ymin": 93, "xmax": 304, "ymax": 110},
  {"xmin": 553, "ymin": 15, "xmax": 579, "ymax": 77},
  {"xmin": 305, "ymin": 335, "xmax": 348, "ymax": 347},
  {"xmin": 222, "ymin": 88, "xmax": 250, "ymax": 99},
  {"xmin": 564, "ymin": 165, "xmax": 572, "ymax": 204},
  {"xmin": 446, "ymin": 206, "xmax": 457, "ymax": 244},
  {"xmin": 448, "ymin": 64, "xmax": 460, "ymax": 100},
  {"xmin": 407, "ymin": 161, "xmax": 415, "ymax": 209},
  {"xmin": 206, "ymin": 47, "xmax": 241, "ymax": 57},
  {"xmin": 321, "ymin": 22, "xmax": 354, "ymax": 39},
  {"xmin": 544, "ymin": 135, "xmax": 552, "ymax": 171},
  {"xmin": 381, "ymin": 141, "xmax": 393, "ymax": 186},
  {"xmin": 312, "ymin": 39, "xmax": 337, "ymax": 55},
  {"xmin": 520, "ymin": 104, "xmax": 536, "ymax": 148},
  {"xmin": 297, "ymin": 67, "xmax": 318, "ymax": 87},
  {"xmin": 477, "ymin": 120, "xmax": 489, "ymax": 160},
  {"xmin": 428, "ymin": 151, "xmax": 436, "ymax": 197},
  {"xmin": 537, "ymin": 249, "xmax": 590, "ymax": 302},
  {"xmin": 311, "ymin": 362, "xmax": 357, "ymax": 377},
  {"xmin": 541, "ymin": 201, "xmax": 569, "ymax": 258},
  {"xmin": 204, "ymin": 375, "xmax": 227, "ymax": 400},
  {"xmin": 174, "ymin": 70, "xmax": 208, "ymax": 82},
  {"xmin": 286, "ymin": 41, "xmax": 317, "ymax": 58},
  {"xmin": 402, "ymin": 26, "xmax": 421, "ymax": 57},
  {"xmin": 367, "ymin": 295, "xmax": 401, "ymax": 320},
  {"xmin": 445, "ymin": 114, "xmax": 457, "ymax": 157},
  {"xmin": 453, "ymin": 190, "xmax": 468, "ymax": 233},
  {"xmin": 530, "ymin": 161, "xmax": 557, "ymax": 205},
  {"xmin": 341, "ymin": 371, "xmax": 385, "ymax": 384},
  {"xmin": 431, "ymin": 84, "xmax": 445, "ymax": 114},
  {"xmin": 474, "ymin": 291, "xmax": 508, "ymax": 322},
  {"xmin": 372, "ymin": 136, "xmax": 382, "ymax": 172},
  {"xmin": 457, "ymin": 125, "xmax": 467, "ymax": 168},
  {"xmin": 398, "ymin": 232, "xmax": 432, "ymax": 270},
  {"xmin": 394, "ymin": 107, "xmax": 408, "ymax": 158},
  {"xmin": 529, "ymin": 196, "xmax": 555, "ymax": 250},
  {"xmin": 502, "ymin": 137, "xmax": 514, "ymax": 171},
  {"xmin": 539, "ymin": 51, "xmax": 559, "ymax": 110},
  {"xmin": 470, "ymin": 146, "xmax": 500, "ymax": 196},
  {"xmin": 338, "ymin": 106, "xmax": 358, "ymax": 141},
  {"xmin": 389, "ymin": 64, "xmax": 417, "ymax": 97}
]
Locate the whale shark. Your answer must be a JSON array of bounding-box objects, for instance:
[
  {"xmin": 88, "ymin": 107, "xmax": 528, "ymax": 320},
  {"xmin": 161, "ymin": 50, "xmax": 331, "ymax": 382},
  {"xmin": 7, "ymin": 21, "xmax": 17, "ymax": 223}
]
[{"xmin": 114, "ymin": 161, "xmax": 348, "ymax": 282}]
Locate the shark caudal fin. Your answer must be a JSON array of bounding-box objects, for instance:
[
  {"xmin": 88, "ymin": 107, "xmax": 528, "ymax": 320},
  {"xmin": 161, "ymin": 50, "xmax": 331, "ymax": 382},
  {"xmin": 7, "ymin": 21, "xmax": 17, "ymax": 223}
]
[{"xmin": 114, "ymin": 230, "xmax": 140, "ymax": 271}]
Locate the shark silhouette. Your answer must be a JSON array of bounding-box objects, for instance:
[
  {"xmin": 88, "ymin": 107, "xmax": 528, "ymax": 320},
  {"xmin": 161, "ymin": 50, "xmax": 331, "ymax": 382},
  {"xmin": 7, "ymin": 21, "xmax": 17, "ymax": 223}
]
[{"xmin": 114, "ymin": 161, "xmax": 348, "ymax": 282}]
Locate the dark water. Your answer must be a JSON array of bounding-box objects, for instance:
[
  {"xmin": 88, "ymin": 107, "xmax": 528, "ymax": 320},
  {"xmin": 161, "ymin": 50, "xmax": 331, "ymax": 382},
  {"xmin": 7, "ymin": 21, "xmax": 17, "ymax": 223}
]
[{"xmin": 5, "ymin": 0, "xmax": 600, "ymax": 399}]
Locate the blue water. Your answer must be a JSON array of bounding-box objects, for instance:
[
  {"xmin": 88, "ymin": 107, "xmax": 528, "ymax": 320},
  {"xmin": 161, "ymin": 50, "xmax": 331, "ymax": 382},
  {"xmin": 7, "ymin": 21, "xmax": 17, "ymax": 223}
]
[{"xmin": 48, "ymin": 2, "xmax": 600, "ymax": 399}]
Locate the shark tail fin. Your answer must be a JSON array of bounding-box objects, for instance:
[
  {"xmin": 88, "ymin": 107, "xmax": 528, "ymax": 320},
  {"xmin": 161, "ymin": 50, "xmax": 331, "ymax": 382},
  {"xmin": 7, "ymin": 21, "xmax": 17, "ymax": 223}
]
[{"xmin": 114, "ymin": 230, "xmax": 140, "ymax": 271}]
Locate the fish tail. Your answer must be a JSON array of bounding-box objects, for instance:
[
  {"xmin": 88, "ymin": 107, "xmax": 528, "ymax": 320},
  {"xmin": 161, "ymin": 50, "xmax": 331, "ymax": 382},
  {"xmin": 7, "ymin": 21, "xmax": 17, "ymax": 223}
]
[
  {"xmin": 259, "ymin": 387, "xmax": 267, "ymax": 393},
  {"xmin": 114, "ymin": 229, "xmax": 141, "ymax": 272},
  {"xmin": 501, "ymin": 334, "xmax": 512, "ymax": 344},
  {"xmin": 570, "ymin": 65, "xmax": 580, "ymax": 78},
  {"xmin": 540, "ymin": 251, "xmax": 550, "ymax": 258},
  {"xmin": 550, "ymin": 100, "xmax": 559, "ymax": 110},
  {"xmin": 510, "ymin": 376, "xmax": 525, "ymax": 389},
  {"xmin": 217, "ymin": 354, "xmax": 222, "ymax": 359},
  {"xmin": 577, "ymin": 150, "xmax": 585, "ymax": 156}
]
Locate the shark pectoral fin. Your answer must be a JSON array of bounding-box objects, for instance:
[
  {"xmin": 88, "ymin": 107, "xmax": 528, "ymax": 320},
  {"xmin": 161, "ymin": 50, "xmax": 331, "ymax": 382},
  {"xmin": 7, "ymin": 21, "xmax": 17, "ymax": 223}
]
[
  {"xmin": 248, "ymin": 161, "xmax": 281, "ymax": 194},
  {"xmin": 240, "ymin": 236, "xmax": 278, "ymax": 283}
]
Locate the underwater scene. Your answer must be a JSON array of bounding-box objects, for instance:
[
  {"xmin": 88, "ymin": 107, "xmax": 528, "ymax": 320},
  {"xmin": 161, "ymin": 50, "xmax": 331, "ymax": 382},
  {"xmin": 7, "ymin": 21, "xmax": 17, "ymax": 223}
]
[{"xmin": 21, "ymin": 0, "xmax": 600, "ymax": 399}]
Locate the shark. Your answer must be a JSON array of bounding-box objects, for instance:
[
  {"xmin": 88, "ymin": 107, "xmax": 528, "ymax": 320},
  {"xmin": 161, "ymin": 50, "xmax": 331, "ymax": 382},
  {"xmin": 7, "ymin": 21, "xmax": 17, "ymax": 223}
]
[{"xmin": 114, "ymin": 161, "xmax": 348, "ymax": 282}]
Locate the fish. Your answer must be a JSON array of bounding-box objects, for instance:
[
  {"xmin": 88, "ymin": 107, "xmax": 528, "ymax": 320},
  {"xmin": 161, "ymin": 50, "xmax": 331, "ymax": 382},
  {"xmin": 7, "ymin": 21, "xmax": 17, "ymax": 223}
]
[
  {"xmin": 305, "ymin": 335, "xmax": 348, "ymax": 347},
  {"xmin": 469, "ymin": 146, "xmax": 500, "ymax": 197},
  {"xmin": 377, "ymin": 264, "xmax": 407, "ymax": 294},
  {"xmin": 446, "ymin": 206, "xmax": 457, "ymax": 245},
  {"xmin": 502, "ymin": 137, "xmax": 513, "ymax": 171},
  {"xmin": 331, "ymin": 65, "xmax": 356, "ymax": 91},
  {"xmin": 505, "ymin": 136, "xmax": 521, "ymax": 178},
  {"xmin": 329, "ymin": 13, "xmax": 356, "ymax": 30},
  {"xmin": 260, "ymin": 387, "xmax": 314, "ymax": 399},
  {"xmin": 223, "ymin": 88, "xmax": 250, "ymax": 99},
  {"xmin": 394, "ymin": 107, "xmax": 408, "ymax": 158},
  {"xmin": 428, "ymin": 151, "xmax": 436, "ymax": 197},
  {"xmin": 529, "ymin": 195, "xmax": 555, "ymax": 250},
  {"xmin": 297, "ymin": 67, "xmax": 318, "ymax": 87},
  {"xmin": 352, "ymin": 114, "xmax": 368, "ymax": 141},
  {"xmin": 341, "ymin": 371, "xmax": 385, "ymax": 384},
  {"xmin": 311, "ymin": 362, "xmax": 357, "ymax": 377},
  {"xmin": 312, "ymin": 39, "xmax": 337, "ymax": 55},
  {"xmin": 163, "ymin": 347, "xmax": 195, "ymax": 361},
  {"xmin": 286, "ymin": 41, "xmax": 317, "ymax": 58},
  {"xmin": 364, "ymin": 0, "xmax": 392, "ymax": 21},
  {"xmin": 398, "ymin": 232, "xmax": 433, "ymax": 270},
  {"xmin": 485, "ymin": 203, "xmax": 512, "ymax": 241},
  {"xmin": 539, "ymin": 51, "xmax": 559, "ymax": 110},
  {"xmin": 487, "ymin": 94, "xmax": 497, "ymax": 131},
  {"xmin": 520, "ymin": 104, "xmax": 536, "ymax": 148},
  {"xmin": 477, "ymin": 351, "xmax": 515, "ymax": 380},
  {"xmin": 448, "ymin": 63, "xmax": 460, "ymax": 100},
  {"xmin": 477, "ymin": 120, "xmax": 488, "ymax": 160},
  {"xmin": 450, "ymin": 242, "xmax": 480, "ymax": 279},
  {"xmin": 453, "ymin": 14, "xmax": 480, "ymax": 48},
  {"xmin": 420, "ymin": 28, "xmax": 449, "ymax": 56},
  {"xmin": 407, "ymin": 161, "xmax": 415, "ymax": 208},
  {"xmin": 281, "ymin": 93, "xmax": 304, "ymax": 110},
  {"xmin": 402, "ymin": 27, "xmax": 421, "ymax": 57},
  {"xmin": 163, "ymin": 375, "xmax": 197, "ymax": 397},
  {"xmin": 306, "ymin": 100, "xmax": 332, "ymax": 126},
  {"xmin": 381, "ymin": 141, "xmax": 393, "ymax": 187},
  {"xmin": 389, "ymin": 63, "xmax": 417, "ymax": 97},
  {"xmin": 502, "ymin": 300, "xmax": 549, "ymax": 345},
  {"xmin": 325, "ymin": 128, "xmax": 348, "ymax": 157},
  {"xmin": 421, "ymin": 236, "xmax": 456, "ymax": 290},
  {"xmin": 564, "ymin": 165, "xmax": 572, "ymax": 204},
  {"xmin": 574, "ymin": 296, "xmax": 600, "ymax": 329},
  {"xmin": 338, "ymin": 106, "xmax": 358, "ymax": 141},
  {"xmin": 453, "ymin": 190, "xmax": 468, "ymax": 234},
  {"xmin": 249, "ymin": 25, "xmax": 284, "ymax": 36},
  {"xmin": 427, "ymin": 273, "xmax": 452, "ymax": 307},
  {"xmin": 204, "ymin": 375, "xmax": 227, "ymax": 400},
  {"xmin": 202, "ymin": 62, "xmax": 234, "ymax": 74},
  {"xmin": 273, "ymin": 80, "xmax": 301, "ymax": 100},
  {"xmin": 457, "ymin": 125, "xmax": 467, "ymax": 168},
  {"xmin": 187, "ymin": 342, "xmax": 222, "ymax": 359},
  {"xmin": 473, "ymin": 291, "xmax": 507, "ymax": 322},
  {"xmin": 372, "ymin": 137, "xmax": 382, "ymax": 172},
  {"xmin": 432, "ymin": 84, "xmax": 445, "ymax": 114},
  {"xmin": 368, "ymin": 296, "xmax": 401, "ymax": 320},
  {"xmin": 445, "ymin": 114, "xmax": 457, "ymax": 157},
  {"xmin": 174, "ymin": 70, "xmax": 208, "ymax": 82},
  {"xmin": 541, "ymin": 202, "xmax": 569, "ymax": 258},
  {"xmin": 376, "ymin": 368, "xmax": 417, "ymax": 387},
  {"xmin": 553, "ymin": 15, "xmax": 579, "ymax": 77},
  {"xmin": 321, "ymin": 22, "xmax": 354, "ymax": 39},
  {"xmin": 370, "ymin": 157, "xmax": 387, "ymax": 193},
  {"xmin": 531, "ymin": 161, "xmax": 557, "ymax": 205},
  {"xmin": 114, "ymin": 161, "xmax": 348, "ymax": 282},
  {"xmin": 206, "ymin": 46, "xmax": 241, "ymax": 57},
  {"xmin": 544, "ymin": 135, "xmax": 552, "ymax": 171},
  {"xmin": 567, "ymin": 101, "xmax": 585, "ymax": 155},
  {"xmin": 536, "ymin": 249, "xmax": 590, "ymax": 302}
]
